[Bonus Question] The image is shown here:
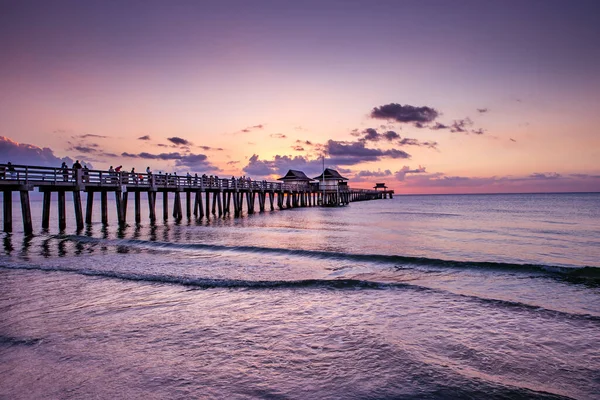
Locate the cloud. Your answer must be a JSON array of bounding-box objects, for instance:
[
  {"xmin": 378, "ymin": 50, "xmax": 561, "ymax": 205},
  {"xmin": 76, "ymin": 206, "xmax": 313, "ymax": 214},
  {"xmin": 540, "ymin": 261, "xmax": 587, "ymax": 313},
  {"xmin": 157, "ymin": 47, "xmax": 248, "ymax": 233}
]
[
  {"xmin": 121, "ymin": 151, "xmax": 219, "ymax": 171},
  {"xmin": 138, "ymin": 135, "xmax": 151, "ymax": 140},
  {"xmin": 355, "ymin": 169, "xmax": 393, "ymax": 178},
  {"xmin": 477, "ymin": 108, "xmax": 489, "ymax": 113},
  {"xmin": 167, "ymin": 137, "xmax": 191, "ymax": 146},
  {"xmin": 471, "ymin": 128, "xmax": 486, "ymax": 135},
  {"xmin": 430, "ymin": 122, "xmax": 449, "ymax": 130},
  {"xmin": 226, "ymin": 161, "xmax": 239, "ymax": 165},
  {"xmin": 270, "ymin": 133, "xmax": 287, "ymax": 139},
  {"xmin": 357, "ymin": 128, "xmax": 401, "ymax": 143},
  {"xmin": 325, "ymin": 140, "xmax": 410, "ymax": 165},
  {"xmin": 73, "ymin": 134, "xmax": 108, "ymax": 139},
  {"xmin": 450, "ymin": 118, "xmax": 474, "ymax": 133},
  {"xmin": 510, "ymin": 138, "xmax": 517, "ymax": 142},
  {"xmin": 370, "ymin": 103, "xmax": 439, "ymax": 124},
  {"xmin": 198, "ymin": 146, "xmax": 224, "ymax": 151},
  {"xmin": 296, "ymin": 140, "xmax": 313, "ymax": 146},
  {"xmin": 72, "ymin": 145, "xmax": 98, "ymax": 154},
  {"xmin": 529, "ymin": 172, "xmax": 561, "ymax": 179},
  {"xmin": 395, "ymin": 165, "xmax": 427, "ymax": 181},
  {"xmin": 292, "ymin": 146, "xmax": 304, "ymax": 151},
  {"xmin": 242, "ymin": 154, "xmax": 325, "ymax": 178},
  {"xmin": 398, "ymin": 138, "xmax": 438, "ymax": 149},
  {"xmin": 0, "ymin": 136, "xmax": 93, "ymax": 168},
  {"xmin": 241, "ymin": 124, "xmax": 265, "ymax": 133}
]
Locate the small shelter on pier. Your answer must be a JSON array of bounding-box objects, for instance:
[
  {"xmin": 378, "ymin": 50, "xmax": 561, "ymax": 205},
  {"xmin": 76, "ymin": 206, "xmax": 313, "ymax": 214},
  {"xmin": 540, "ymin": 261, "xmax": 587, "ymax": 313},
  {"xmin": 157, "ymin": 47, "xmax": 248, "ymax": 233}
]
[
  {"xmin": 312, "ymin": 168, "xmax": 349, "ymax": 192},
  {"xmin": 374, "ymin": 183, "xmax": 388, "ymax": 191},
  {"xmin": 277, "ymin": 170, "xmax": 313, "ymax": 186}
]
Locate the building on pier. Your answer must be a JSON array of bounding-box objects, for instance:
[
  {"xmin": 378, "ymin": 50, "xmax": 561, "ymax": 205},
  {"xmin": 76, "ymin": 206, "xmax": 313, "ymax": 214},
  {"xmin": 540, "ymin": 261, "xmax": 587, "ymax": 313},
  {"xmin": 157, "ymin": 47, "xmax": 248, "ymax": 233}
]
[{"xmin": 277, "ymin": 170, "xmax": 313, "ymax": 187}]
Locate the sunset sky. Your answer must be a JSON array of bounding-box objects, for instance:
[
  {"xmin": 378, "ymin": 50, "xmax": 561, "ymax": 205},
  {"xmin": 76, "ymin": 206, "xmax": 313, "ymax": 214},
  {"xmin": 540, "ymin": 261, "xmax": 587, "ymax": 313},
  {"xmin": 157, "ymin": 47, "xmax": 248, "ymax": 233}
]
[{"xmin": 1, "ymin": 0, "xmax": 599, "ymax": 194}]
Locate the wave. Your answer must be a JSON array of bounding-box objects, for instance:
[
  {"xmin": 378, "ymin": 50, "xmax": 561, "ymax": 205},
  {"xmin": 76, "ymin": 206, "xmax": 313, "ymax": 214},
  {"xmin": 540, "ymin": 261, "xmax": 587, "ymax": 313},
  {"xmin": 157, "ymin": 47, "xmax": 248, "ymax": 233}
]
[
  {"xmin": 1, "ymin": 263, "xmax": 598, "ymax": 322},
  {"xmin": 60, "ymin": 235, "xmax": 600, "ymax": 282}
]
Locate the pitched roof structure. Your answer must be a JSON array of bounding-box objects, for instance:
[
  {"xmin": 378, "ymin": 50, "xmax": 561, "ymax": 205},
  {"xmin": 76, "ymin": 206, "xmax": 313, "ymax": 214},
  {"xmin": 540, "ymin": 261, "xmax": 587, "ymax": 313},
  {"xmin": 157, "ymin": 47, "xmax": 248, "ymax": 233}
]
[
  {"xmin": 312, "ymin": 168, "xmax": 349, "ymax": 181},
  {"xmin": 277, "ymin": 169, "xmax": 313, "ymax": 181}
]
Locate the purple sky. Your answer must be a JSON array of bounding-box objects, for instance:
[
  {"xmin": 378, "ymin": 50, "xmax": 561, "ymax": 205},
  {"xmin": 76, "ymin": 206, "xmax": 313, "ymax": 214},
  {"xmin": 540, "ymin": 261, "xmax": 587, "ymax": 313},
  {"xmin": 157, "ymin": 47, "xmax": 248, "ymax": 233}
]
[{"xmin": 1, "ymin": 0, "xmax": 599, "ymax": 193}]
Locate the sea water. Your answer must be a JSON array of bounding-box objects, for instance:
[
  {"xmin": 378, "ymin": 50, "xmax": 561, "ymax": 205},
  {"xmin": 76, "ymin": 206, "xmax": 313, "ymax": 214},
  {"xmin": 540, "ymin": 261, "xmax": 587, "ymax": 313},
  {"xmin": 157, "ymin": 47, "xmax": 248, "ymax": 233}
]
[{"xmin": 1, "ymin": 193, "xmax": 599, "ymax": 399}]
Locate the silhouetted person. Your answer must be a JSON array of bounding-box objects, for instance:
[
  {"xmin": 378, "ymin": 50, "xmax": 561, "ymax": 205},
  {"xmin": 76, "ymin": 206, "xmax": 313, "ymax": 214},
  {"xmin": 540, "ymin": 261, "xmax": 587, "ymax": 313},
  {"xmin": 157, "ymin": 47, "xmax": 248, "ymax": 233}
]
[{"xmin": 61, "ymin": 162, "xmax": 68, "ymax": 182}]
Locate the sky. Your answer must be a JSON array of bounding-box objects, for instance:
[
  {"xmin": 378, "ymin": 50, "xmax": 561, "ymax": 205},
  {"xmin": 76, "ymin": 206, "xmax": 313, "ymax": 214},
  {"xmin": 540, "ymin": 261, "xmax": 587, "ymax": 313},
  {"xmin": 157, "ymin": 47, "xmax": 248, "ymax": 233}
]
[{"xmin": 1, "ymin": 0, "xmax": 599, "ymax": 194}]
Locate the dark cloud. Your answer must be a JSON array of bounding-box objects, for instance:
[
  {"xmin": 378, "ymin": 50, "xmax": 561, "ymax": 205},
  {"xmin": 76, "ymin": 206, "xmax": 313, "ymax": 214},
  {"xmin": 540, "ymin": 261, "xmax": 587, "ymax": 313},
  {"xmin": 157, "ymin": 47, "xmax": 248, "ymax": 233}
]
[
  {"xmin": 74, "ymin": 134, "xmax": 107, "ymax": 139},
  {"xmin": 226, "ymin": 161, "xmax": 239, "ymax": 165},
  {"xmin": 72, "ymin": 145, "xmax": 97, "ymax": 154},
  {"xmin": 370, "ymin": 103, "xmax": 439, "ymax": 124},
  {"xmin": 357, "ymin": 128, "xmax": 401, "ymax": 143},
  {"xmin": 477, "ymin": 108, "xmax": 489, "ymax": 113},
  {"xmin": 241, "ymin": 124, "xmax": 265, "ymax": 133},
  {"xmin": 121, "ymin": 152, "xmax": 184, "ymax": 160},
  {"xmin": 292, "ymin": 146, "xmax": 305, "ymax": 151},
  {"xmin": 157, "ymin": 144, "xmax": 169, "ymax": 147},
  {"xmin": 430, "ymin": 122, "xmax": 449, "ymax": 130},
  {"xmin": 395, "ymin": 165, "xmax": 427, "ymax": 181},
  {"xmin": 242, "ymin": 154, "xmax": 324, "ymax": 178},
  {"xmin": 121, "ymin": 151, "xmax": 219, "ymax": 171},
  {"xmin": 326, "ymin": 140, "xmax": 410, "ymax": 165},
  {"xmin": 270, "ymin": 133, "xmax": 287, "ymax": 139},
  {"xmin": 296, "ymin": 140, "xmax": 313, "ymax": 146},
  {"xmin": 167, "ymin": 137, "xmax": 191, "ymax": 146},
  {"xmin": 0, "ymin": 136, "xmax": 92, "ymax": 168},
  {"xmin": 198, "ymin": 146, "xmax": 224, "ymax": 151},
  {"xmin": 450, "ymin": 118, "xmax": 474, "ymax": 133},
  {"xmin": 471, "ymin": 128, "xmax": 486, "ymax": 135},
  {"xmin": 398, "ymin": 138, "xmax": 438, "ymax": 149},
  {"xmin": 138, "ymin": 135, "xmax": 151, "ymax": 140},
  {"xmin": 510, "ymin": 138, "xmax": 517, "ymax": 142}
]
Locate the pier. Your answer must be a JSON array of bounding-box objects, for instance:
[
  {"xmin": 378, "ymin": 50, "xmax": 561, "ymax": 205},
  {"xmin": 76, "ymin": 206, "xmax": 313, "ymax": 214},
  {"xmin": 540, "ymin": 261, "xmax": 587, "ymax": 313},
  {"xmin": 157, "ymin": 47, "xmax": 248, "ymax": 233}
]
[{"xmin": 0, "ymin": 163, "xmax": 394, "ymax": 234}]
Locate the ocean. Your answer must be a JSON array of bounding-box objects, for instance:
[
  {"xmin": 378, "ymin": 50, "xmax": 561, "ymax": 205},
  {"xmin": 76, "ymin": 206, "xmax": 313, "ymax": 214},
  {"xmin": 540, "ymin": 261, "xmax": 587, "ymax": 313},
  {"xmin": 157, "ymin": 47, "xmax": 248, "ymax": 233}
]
[{"xmin": 1, "ymin": 192, "xmax": 599, "ymax": 399}]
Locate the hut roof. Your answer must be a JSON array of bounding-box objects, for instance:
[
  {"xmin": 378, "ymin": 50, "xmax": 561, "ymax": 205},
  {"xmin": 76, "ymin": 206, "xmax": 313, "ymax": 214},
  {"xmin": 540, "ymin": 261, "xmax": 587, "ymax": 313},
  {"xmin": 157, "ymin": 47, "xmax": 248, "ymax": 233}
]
[
  {"xmin": 277, "ymin": 169, "xmax": 313, "ymax": 181},
  {"xmin": 312, "ymin": 168, "xmax": 349, "ymax": 181}
]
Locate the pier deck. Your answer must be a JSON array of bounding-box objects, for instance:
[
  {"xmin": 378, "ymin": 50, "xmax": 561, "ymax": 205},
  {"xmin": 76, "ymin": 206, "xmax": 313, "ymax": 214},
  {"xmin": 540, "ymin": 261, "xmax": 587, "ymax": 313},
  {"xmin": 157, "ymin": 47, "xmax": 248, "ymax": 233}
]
[{"xmin": 0, "ymin": 164, "xmax": 393, "ymax": 234}]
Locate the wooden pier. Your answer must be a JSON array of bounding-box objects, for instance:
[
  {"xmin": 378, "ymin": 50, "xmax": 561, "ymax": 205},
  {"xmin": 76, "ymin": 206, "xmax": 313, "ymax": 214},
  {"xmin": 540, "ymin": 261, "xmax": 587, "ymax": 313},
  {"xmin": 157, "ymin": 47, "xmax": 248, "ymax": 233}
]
[{"xmin": 0, "ymin": 164, "xmax": 394, "ymax": 234}]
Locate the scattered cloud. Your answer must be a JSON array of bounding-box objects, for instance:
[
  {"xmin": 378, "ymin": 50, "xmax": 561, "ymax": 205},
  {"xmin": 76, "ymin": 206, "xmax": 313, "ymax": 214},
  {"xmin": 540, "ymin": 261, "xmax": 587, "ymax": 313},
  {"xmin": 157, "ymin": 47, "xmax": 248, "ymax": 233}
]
[
  {"xmin": 529, "ymin": 172, "xmax": 561, "ymax": 179},
  {"xmin": 138, "ymin": 135, "xmax": 151, "ymax": 141},
  {"xmin": 270, "ymin": 133, "xmax": 287, "ymax": 139},
  {"xmin": 477, "ymin": 108, "xmax": 489, "ymax": 113},
  {"xmin": 398, "ymin": 138, "xmax": 438, "ymax": 149},
  {"xmin": 510, "ymin": 138, "xmax": 517, "ymax": 142},
  {"xmin": 430, "ymin": 122, "xmax": 449, "ymax": 130},
  {"xmin": 242, "ymin": 154, "xmax": 325, "ymax": 178},
  {"xmin": 471, "ymin": 128, "xmax": 486, "ymax": 135},
  {"xmin": 355, "ymin": 169, "xmax": 392, "ymax": 178},
  {"xmin": 73, "ymin": 134, "xmax": 108, "ymax": 139},
  {"xmin": 292, "ymin": 146, "xmax": 304, "ymax": 151},
  {"xmin": 356, "ymin": 128, "xmax": 401, "ymax": 143},
  {"xmin": 370, "ymin": 103, "xmax": 439, "ymax": 124},
  {"xmin": 0, "ymin": 136, "xmax": 92, "ymax": 168},
  {"xmin": 450, "ymin": 118, "xmax": 474, "ymax": 133},
  {"xmin": 198, "ymin": 146, "xmax": 224, "ymax": 151},
  {"xmin": 326, "ymin": 140, "xmax": 410, "ymax": 165},
  {"xmin": 241, "ymin": 124, "xmax": 265, "ymax": 133},
  {"xmin": 167, "ymin": 136, "xmax": 191, "ymax": 146},
  {"xmin": 395, "ymin": 165, "xmax": 427, "ymax": 181}
]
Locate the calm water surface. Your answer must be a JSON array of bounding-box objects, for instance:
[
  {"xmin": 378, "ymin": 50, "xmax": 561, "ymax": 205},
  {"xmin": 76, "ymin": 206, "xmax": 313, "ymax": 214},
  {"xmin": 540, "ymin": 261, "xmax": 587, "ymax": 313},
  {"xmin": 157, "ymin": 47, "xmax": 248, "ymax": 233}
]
[{"xmin": 1, "ymin": 193, "xmax": 599, "ymax": 399}]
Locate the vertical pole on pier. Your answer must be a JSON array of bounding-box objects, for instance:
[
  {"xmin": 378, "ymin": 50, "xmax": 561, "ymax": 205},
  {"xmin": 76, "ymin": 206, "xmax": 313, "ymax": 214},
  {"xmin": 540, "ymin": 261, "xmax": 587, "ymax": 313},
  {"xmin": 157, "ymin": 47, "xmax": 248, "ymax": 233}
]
[
  {"xmin": 122, "ymin": 192, "xmax": 128, "ymax": 221},
  {"xmin": 85, "ymin": 191, "xmax": 93, "ymax": 224},
  {"xmin": 3, "ymin": 191, "xmax": 12, "ymax": 233},
  {"xmin": 20, "ymin": 191, "xmax": 33, "ymax": 235},
  {"xmin": 211, "ymin": 192, "xmax": 217, "ymax": 215},
  {"xmin": 246, "ymin": 192, "xmax": 252, "ymax": 214},
  {"xmin": 286, "ymin": 192, "xmax": 291, "ymax": 208},
  {"xmin": 148, "ymin": 192, "xmax": 156, "ymax": 223},
  {"xmin": 216, "ymin": 191, "xmax": 222, "ymax": 217},
  {"xmin": 42, "ymin": 191, "xmax": 51, "ymax": 229},
  {"xmin": 205, "ymin": 191, "xmax": 210, "ymax": 218},
  {"xmin": 101, "ymin": 191, "xmax": 108, "ymax": 225},
  {"xmin": 115, "ymin": 191, "xmax": 125, "ymax": 226},
  {"xmin": 226, "ymin": 192, "xmax": 231, "ymax": 214},
  {"xmin": 134, "ymin": 191, "xmax": 141, "ymax": 224},
  {"xmin": 197, "ymin": 191, "xmax": 204, "ymax": 219},
  {"xmin": 72, "ymin": 191, "xmax": 84, "ymax": 231},
  {"xmin": 193, "ymin": 191, "xmax": 199, "ymax": 217},
  {"xmin": 163, "ymin": 192, "xmax": 169, "ymax": 221},
  {"xmin": 58, "ymin": 191, "xmax": 66, "ymax": 230},
  {"xmin": 173, "ymin": 191, "xmax": 182, "ymax": 221},
  {"xmin": 268, "ymin": 192, "xmax": 274, "ymax": 211},
  {"xmin": 186, "ymin": 191, "xmax": 191, "ymax": 219}
]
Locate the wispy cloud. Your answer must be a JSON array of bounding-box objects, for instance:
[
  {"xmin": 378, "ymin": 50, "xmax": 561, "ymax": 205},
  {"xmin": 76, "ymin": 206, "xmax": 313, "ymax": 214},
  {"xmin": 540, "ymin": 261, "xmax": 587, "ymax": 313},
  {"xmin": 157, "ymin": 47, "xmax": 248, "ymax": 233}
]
[{"xmin": 370, "ymin": 103, "xmax": 439, "ymax": 124}]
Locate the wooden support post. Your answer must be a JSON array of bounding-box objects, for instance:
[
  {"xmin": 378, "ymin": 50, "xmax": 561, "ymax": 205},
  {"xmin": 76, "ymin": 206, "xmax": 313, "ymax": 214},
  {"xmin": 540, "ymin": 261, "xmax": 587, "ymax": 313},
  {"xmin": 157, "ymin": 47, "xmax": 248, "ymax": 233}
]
[
  {"xmin": 20, "ymin": 191, "xmax": 33, "ymax": 235},
  {"xmin": 197, "ymin": 191, "xmax": 205, "ymax": 219},
  {"xmin": 148, "ymin": 192, "xmax": 156, "ymax": 223},
  {"xmin": 186, "ymin": 191, "xmax": 191, "ymax": 219},
  {"xmin": 122, "ymin": 192, "xmax": 128, "ymax": 221},
  {"xmin": 101, "ymin": 191, "xmax": 108, "ymax": 225},
  {"xmin": 115, "ymin": 191, "xmax": 125, "ymax": 226},
  {"xmin": 3, "ymin": 191, "xmax": 12, "ymax": 233},
  {"xmin": 135, "ymin": 192, "xmax": 141, "ymax": 224},
  {"xmin": 216, "ymin": 191, "xmax": 222, "ymax": 216},
  {"xmin": 173, "ymin": 191, "xmax": 182, "ymax": 221},
  {"xmin": 268, "ymin": 192, "xmax": 274, "ymax": 211},
  {"xmin": 85, "ymin": 192, "xmax": 94, "ymax": 224},
  {"xmin": 286, "ymin": 192, "xmax": 291, "ymax": 208},
  {"xmin": 58, "ymin": 191, "xmax": 66, "ymax": 230},
  {"xmin": 42, "ymin": 191, "xmax": 51, "ymax": 229},
  {"xmin": 205, "ymin": 191, "xmax": 210, "ymax": 218},
  {"xmin": 225, "ymin": 192, "xmax": 231, "ymax": 214},
  {"xmin": 212, "ymin": 192, "xmax": 217, "ymax": 215},
  {"xmin": 246, "ymin": 192, "xmax": 253, "ymax": 214},
  {"xmin": 72, "ymin": 191, "xmax": 84, "ymax": 231},
  {"xmin": 163, "ymin": 192, "xmax": 169, "ymax": 220}
]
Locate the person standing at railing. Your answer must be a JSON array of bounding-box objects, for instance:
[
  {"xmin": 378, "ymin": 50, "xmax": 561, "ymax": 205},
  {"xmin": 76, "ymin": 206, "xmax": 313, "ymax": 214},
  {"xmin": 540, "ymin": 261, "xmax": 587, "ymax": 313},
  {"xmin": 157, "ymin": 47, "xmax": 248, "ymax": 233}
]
[
  {"xmin": 72, "ymin": 160, "xmax": 82, "ymax": 182},
  {"xmin": 83, "ymin": 165, "xmax": 89, "ymax": 182},
  {"xmin": 61, "ymin": 162, "xmax": 69, "ymax": 182},
  {"xmin": 6, "ymin": 162, "xmax": 16, "ymax": 179},
  {"xmin": 186, "ymin": 172, "xmax": 192, "ymax": 186}
]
